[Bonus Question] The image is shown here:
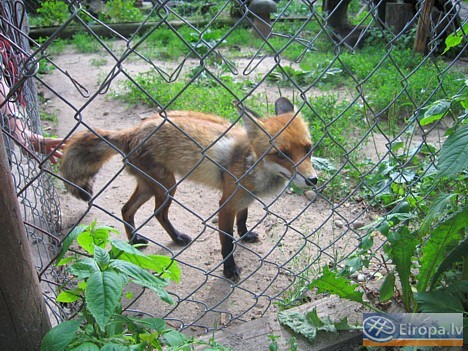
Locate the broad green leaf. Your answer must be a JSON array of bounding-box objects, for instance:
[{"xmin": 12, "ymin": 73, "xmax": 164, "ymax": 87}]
[
  {"xmin": 430, "ymin": 235, "xmax": 468, "ymax": 289},
  {"xmin": 68, "ymin": 342, "xmax": 100, "ymax": 351},
  {"xmin": 387, "ymin": 226, "xmax": 417, "ymax": 311},
  {"xmin": 111, "ymin": 314, "xmax": 144, "ymax": 333},
  {"xmin": 109, "ymin": 260, "xmax": 173, "ymax": 304},
  {"xmin": 377, "ymin": 221, "xmax": 390, "ymax": 236},
  {"xmin": 278, "ymin": 308, "xmax": 360, "ymax": 342},
  {"xmin": 94, "ymin": 245, "xmax": 111, "ymax": 269},
  {"xmin": 306, "ymin": 309, "xmax": 336, "ymax": 333},
  {"xmin": 442, "ymin": 23, "xmax": 467, "ymax": 54},
  {"xmin": 278, "ymin": 311, "xmax": 317, "ymax": 341},
  {"xmin": 140, "ymin": 317, "xmax": 166, "ymax": 331},
  {"xmin": 85, "ymin": 270, "xmax": 125, "ymax": 331},
  {"xmin": 146, "ymin": 254, "xmax": 181, "ymax": 282},
  {"xmin": 437, "ymin": 124, "xmax": 468, "ymax": 179},
  {"xmin": 419, "ymin": 193, "xmax": 457, "ymax": 236},
  {"xmin": 389, "ymin": 169, "xmax": 416, "ymax": 183},
  {"xmin": 390, "ymin": 140, "xmax": 404, "ymax": 152},
  {"xmin": 415, "ymin": 290, "xmax": 464, "ymax": 313},
  {"xmin": 344, "ymin": 257, "xmax": 364, "ymax": 274},
  {"xmin": 56, "ymin": 224, "xmax": 88, "ymax": 263},
  {"xmin": 420, "ymin": 100, "xmax": 450, "ymax": 125},
  {"xmin": 100, "ymin": 344, "xmax": 131, "ymax": 351},
  {"xmin": 417, "ymin": 207, "xmax": 468, "ymax": 292},
  {"xmin": 442, "ymin": 34, "xmax": 462, "ymax": 54},
  {"xmin": 311, "ymin": 157, "xmax": 336, "ymax": 172},
  {"xmin": 41, "ymin": 319, "xmax": 82, "ymax": 351},
  {"xmin": 77, "ymin": 231, "xmax": 96, "ymax": 255},
  {"xmin": 56, "ymin": 289, "xmax": 82, "ymax": 303},
  {"xmin": 56, "ymin": 256, "xmax": 75, "ymax": 267},
  {"xmin": 68, "ymin": 258, "xmax": 100, "ymax": 279},
  {"xmin": 111, "ymin": 241, "xmax": 180, "ymax": 282},
  {"xmin": 306, "ymin": 308, "xmax": 325, "ymax": 328},
  {"xmin": 163, "ymin": 330, "xmax": 188, "ymax": 347},
  {"xmin": 308, "ymin": 266, "xmax": 363, "ymax": 303},
  {"xmin": 379, "ymin": 272, "xmax": 395, "ymax": 302},
  {"xmin": 334, "ymin": 316, "xmax": 361, "ymax": 331}
]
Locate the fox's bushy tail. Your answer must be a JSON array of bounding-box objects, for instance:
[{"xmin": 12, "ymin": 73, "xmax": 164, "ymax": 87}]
[{"xmin": 61, "ymin": 129, "xmax": 129, "ymax": 201}]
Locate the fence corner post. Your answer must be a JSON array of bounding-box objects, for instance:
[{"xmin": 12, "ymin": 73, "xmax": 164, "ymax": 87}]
[
  {"xmin": 414, "ymin": 0, "xmax": 435, "ymax": 54},
  {"xmin": 0, "ymin": 136, "xmax": 51, "ymax": 351}
]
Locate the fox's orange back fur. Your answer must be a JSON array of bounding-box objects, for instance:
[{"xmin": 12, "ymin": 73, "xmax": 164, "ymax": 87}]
[{"xmin": 61, "ymin": 110, "xmax": 315, "ymax": 202}]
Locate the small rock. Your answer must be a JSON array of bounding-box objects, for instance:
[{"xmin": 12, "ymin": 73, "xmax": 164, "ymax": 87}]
[
  {"xmin": 334, "ymin": 220, "xmax": 344, "ymax": 228},
  {"xmin": 211, "ymin": 215, "xmax": 219, "ymax": 224},
  {"xmin": 103, "ymin": 110, "xmax": 110, "ymax": 116},
  {"xmin": 353, "ymin": 220, "xmax": 366, "ymax": 229},
  {"xmin": 304, "ymin": 190, "xmax": 317, "ymax": 202},
  {"xmin": 357, "ymin": 274, "xmax": 366, "ymax": 282},
  {"xmin": 350, "ymin": 271, "xmax": 360, "ymax": 279}
]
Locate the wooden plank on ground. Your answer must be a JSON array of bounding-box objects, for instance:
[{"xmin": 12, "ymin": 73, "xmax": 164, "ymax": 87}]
[{"xmin": 200, "ymin": 296, "xmax": 367, "ymax": 350}]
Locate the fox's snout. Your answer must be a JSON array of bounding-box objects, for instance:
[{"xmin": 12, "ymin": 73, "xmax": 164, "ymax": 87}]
[
  {"xmin": 293, "ymin": 170, "xmax": 318, "ymax": 189},
  {"xmin": 305, "ymin": 176, "xmax": 318, "ymax": 186}
]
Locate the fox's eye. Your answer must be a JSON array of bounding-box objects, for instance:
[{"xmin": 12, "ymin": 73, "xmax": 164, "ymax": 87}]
[{"xmin": 276, "ymin": 151, "xmax": 289, "ymax": 160}]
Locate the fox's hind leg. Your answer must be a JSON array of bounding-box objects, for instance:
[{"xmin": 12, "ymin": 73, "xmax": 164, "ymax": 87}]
[
  {"xmin": 236, "ymin": 208, "xmax": 259, "ymax": 243},
  {"xmin": 150, "ymin": 171, "xmax": 192, "ymax": 246},
  {"xmin": 122, "ymin": 181, "xmax": 152, "ymax": 245}
]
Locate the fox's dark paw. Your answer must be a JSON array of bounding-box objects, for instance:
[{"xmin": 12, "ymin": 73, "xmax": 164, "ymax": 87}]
[
  {"xmin": 241, "ymin": 231, "xmax": 259, "ymax": 243},
  {"xmin": 174, "ymin": 233, "xmax": 192, "ymax": 246},
  {"xmin": 129, "ymin": 234, "xmax": 149, "ymax": 247},
  {"xmin": 223, "ymin": 265, "xmax": 241, "ymax": 282}
]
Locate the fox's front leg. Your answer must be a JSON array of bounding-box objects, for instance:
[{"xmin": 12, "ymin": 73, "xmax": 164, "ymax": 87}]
[
  {"xmin": 236, "ymin": 208, "xmax": 259, "ymax": 243},
  {"xmin": 218, "ymin": 206, "xmax": 240, "ymax": 281},
  {"xmin": 122, "ymin": 183, "xmax": 151, "ymax": 246}
]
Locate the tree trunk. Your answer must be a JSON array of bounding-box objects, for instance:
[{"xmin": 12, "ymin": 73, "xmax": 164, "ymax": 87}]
[
  {"xmin": 385, "ymin": 3, "xmax": 416, "ymax": 35},
  {"xmin": 414, "ymin": 0, "xmax": 435, "ymax": 54},
  {"xmin": 0, "ymin": 136, "xmax": 51, "ymax": 351},
  {"xmin": 325, "ymin": 0, "xmax": 353, "ymax": 29},
  {"xmin": 323, "ymin": 0, "xmax": 367, "ymax": 46}
]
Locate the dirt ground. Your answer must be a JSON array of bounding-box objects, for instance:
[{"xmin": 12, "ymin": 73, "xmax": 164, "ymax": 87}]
[{"xmin": 39, "ymin": 41, "xmax": 399, "ymax": 333}]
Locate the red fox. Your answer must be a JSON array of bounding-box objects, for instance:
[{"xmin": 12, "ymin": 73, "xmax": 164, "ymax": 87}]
[{"xmin": 61, "ymin": 97, "xmax": 317, "ymax": 280}]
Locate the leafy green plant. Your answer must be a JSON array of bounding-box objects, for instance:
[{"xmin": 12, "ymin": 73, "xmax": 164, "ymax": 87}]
[
  {"xmin": 71, "ymin": 32, "xmax": 102, "ymax": 53},
  {"xmin": 365, "ymin": 26, "xmax": 417, "ymax": 51},
  {"xmin": 278, "ymin": 305, "xmax": 361, "ymax": 343},
  {"xmin": 41, "ymin": 222, "xmax": 229, "ymax": 350},
  {"xmin": 34, "ymin": 0, "xmax": 69, "ymax": 27},
  {"xmin": 307, "ymin": 85, "xmax": 468, "ymax": 339},
  {"xmin": 442, "ymin": 23, "xmax": 468, "ymax": 54},
  {"xmin": 266, "ymin": 64, "xmax": 343, "ymax": 88},
  {"xmin": 267, "ymin": 334, "xmax": 298, "ymax": 351},
  {"xmin": 99, "ymin": 0, "xmax": 144, "ymax": 23}
]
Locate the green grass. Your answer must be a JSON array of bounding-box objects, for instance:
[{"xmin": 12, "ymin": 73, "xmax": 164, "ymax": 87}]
[
  {"xmin": 116, "ymin": 70, "xmax": 256, "ymax": 120},
  {"xmin": 71, "ymin": 32, "xmax": 103, "ymax": 53}
]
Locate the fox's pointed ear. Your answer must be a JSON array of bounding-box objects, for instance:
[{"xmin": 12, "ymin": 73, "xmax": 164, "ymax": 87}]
[
  {"xmin": 275, "ymin": 97, "xmax": 295, "ymax": 115},
  {"xmin": 233, "ymin": 100, "xmax": 262, "ymax": 119},
  {"xmin": 234, "ymin": 100, "xmax": 264, "ymax": 137}
]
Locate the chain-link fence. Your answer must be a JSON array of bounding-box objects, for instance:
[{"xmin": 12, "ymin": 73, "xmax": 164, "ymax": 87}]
[
  {"xmin": 0, "ymin": 0, "xmax": 66, "ymax": 324},
  {"xmin": 1, "ymin": 0, "xmax": 466, "ymax": 334}
]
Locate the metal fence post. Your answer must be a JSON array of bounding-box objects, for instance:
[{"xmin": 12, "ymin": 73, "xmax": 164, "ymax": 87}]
[{"xmin": 0, "ymin": 136, "xmax": 51, "ymax": 351}]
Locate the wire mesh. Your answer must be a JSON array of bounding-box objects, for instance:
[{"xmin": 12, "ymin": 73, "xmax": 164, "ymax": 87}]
[{"xmin": 1, "ymin": 0, "xmax": 466, "ymax": 334}]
